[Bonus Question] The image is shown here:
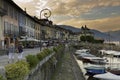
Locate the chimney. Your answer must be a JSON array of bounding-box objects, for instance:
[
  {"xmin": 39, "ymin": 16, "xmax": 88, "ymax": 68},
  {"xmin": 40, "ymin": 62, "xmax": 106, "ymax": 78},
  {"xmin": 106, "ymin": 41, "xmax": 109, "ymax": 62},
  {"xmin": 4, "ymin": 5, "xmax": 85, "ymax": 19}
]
[{"xmin": 24, "ymin": 8, "xmax": 26, "ymax": 13}]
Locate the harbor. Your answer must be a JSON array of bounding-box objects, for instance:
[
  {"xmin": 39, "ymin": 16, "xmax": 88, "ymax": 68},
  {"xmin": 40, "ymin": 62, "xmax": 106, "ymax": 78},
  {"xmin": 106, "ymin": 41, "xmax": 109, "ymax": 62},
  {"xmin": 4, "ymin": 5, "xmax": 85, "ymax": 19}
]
[{"xmin": 74, "ymin": 47, "xmax": 120, "ymax": 80}]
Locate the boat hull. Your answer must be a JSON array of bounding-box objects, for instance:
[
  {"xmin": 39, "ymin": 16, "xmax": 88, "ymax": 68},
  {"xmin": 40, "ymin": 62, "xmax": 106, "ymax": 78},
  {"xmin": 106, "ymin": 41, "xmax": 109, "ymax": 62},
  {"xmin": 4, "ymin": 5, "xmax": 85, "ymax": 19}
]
[{"xmin": 85, "ymin": 67, "xmax": 106, "ymax": 75}]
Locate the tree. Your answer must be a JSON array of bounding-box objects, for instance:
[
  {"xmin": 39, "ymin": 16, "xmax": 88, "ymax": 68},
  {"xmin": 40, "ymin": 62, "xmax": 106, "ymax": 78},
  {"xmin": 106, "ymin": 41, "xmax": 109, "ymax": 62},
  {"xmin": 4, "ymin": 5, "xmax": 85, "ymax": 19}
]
[
  {"xmin": 80, "ymin": 35, "xmax": 104, "ymax": 44},
  {"xmin": 80, "ymin": 35, "xmax": 94, "ymax": 43}
]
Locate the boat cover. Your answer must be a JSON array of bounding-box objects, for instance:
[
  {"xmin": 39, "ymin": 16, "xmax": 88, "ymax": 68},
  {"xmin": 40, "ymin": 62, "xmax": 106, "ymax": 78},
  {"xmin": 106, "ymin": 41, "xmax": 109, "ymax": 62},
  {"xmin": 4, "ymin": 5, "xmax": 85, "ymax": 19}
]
[{"xmin": 94, "ymin": 72, "xmax": 120, "ymax": 80}]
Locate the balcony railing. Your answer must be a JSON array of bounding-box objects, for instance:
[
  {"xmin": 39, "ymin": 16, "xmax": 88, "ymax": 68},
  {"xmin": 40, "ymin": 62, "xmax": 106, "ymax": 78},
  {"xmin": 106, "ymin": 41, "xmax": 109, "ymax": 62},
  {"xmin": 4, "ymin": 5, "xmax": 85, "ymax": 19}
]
[{"xmin": 4, "ymin": 30, "xmax": 19, "ymax": 37}]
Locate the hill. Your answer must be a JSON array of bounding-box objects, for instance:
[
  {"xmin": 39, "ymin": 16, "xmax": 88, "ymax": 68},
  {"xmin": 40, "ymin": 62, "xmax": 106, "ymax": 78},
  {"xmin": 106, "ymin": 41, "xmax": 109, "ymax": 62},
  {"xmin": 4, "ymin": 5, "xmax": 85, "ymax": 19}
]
[
  {"xmin": 105, "ymin": 30, "xmax": 120, "ymax": 41},
  {"xmin": 58, "ymin": 25, "xmax": 119, "ymax": 41}
]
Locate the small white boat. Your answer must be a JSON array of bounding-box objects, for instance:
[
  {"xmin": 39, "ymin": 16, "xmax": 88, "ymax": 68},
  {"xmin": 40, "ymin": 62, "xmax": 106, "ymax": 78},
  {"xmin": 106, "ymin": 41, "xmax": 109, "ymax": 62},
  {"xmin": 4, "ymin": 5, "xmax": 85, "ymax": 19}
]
[
  {"xmin": 89, "ymin": 57, "xmax": 107, "ymax": 64},
  {"xmin": 75, "ymin": 49, "xmax": 90, "ymax": 55},
  {"xmin": 94, "ymin": 72, "xmax": 120, "ymax": 80},
  {"xmin": 76, "ymin": 53, "xmax": 95, "ymax": 62},
  {"xmin": 81, "ymin": 56, "xmax": 107, "ymax": 64}
]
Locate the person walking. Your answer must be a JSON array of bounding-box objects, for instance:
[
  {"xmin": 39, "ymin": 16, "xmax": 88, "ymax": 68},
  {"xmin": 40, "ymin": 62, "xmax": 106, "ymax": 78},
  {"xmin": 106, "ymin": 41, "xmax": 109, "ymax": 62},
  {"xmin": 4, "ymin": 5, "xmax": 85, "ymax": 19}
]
[
  {"xmin": 8, "ymin": 43, "xmax": 15, "ymax": 63},
  {"xmin": 17, "ymin": 43, "xmax": 23, "ymax": 60},
  {"xmin": 42, "ymin": 42, "xmax": 47, "ymax": 50}
]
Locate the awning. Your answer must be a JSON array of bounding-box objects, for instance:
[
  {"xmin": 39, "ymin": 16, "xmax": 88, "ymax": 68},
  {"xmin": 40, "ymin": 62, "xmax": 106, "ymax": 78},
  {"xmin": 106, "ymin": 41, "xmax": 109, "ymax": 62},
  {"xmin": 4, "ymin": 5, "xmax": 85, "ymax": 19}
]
[{"xmin": 19, "ymin": 37, "xmax": 39, "ymax": 42}]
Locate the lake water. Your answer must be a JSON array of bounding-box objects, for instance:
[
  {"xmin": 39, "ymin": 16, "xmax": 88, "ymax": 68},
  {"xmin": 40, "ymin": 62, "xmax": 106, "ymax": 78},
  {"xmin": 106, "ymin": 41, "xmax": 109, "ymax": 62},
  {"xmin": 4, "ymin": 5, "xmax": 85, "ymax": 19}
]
[{"xmin": 75, "ymin": 56, "xmax": 120, "ymax": 80}]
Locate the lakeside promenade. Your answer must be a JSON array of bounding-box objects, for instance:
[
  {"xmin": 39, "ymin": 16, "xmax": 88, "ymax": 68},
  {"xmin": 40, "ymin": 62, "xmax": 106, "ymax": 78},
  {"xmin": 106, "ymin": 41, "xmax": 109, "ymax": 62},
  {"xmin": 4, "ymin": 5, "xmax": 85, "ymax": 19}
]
[
  {"xmin": 0, "ymin": 48, "xmax": 41, "ymax": 66},
  {"xmin": 0, "ymin": 45, "xmax": 86, "ymax": 80}
]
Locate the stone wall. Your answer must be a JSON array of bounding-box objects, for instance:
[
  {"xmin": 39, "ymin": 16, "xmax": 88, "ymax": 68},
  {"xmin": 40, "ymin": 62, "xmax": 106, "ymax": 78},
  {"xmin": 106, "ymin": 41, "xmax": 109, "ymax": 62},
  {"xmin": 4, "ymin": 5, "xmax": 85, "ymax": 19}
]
[
  {"xmin": 0, "ymin": 45, "xmax": 65, "ymax": 80},
  {"xmin": 25, "ymin": 47, "xmax": 64, "ymax": 80}
]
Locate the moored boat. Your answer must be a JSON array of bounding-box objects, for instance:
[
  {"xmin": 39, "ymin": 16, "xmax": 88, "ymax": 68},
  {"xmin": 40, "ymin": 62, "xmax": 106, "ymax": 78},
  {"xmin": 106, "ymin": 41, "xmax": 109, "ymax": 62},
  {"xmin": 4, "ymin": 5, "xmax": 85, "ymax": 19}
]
[
  {"xmin": 84, "ymin": 66, "xmax": 106, "ymax": 76},
  {"xmin": 94, "ymin": 72, "xmax": 120, "ymax": 80},
  {"xmin": 89, "ymin": 57, "xmax": 108, "ymax": 64},
  {"xmin": 75, "ymin": 49, "xmax": 90, "ymax": 55},
  {"xmin": 107, "ymin": 67, "xmax": 120, "ymax": 75}
]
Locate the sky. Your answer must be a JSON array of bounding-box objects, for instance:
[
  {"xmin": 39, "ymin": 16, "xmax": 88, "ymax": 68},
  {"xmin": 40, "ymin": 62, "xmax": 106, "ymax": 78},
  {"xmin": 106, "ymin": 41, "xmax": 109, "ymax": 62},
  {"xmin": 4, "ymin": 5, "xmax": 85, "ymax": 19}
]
[{"xmin": 13, "ymin": 0, "xmax": 120, "ymax": 32}]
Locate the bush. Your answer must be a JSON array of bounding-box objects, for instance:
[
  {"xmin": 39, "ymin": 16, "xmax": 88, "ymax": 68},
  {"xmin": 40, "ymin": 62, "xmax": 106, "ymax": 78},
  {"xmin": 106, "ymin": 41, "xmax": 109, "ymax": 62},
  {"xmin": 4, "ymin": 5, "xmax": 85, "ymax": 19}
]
[
  {"xmin": 53, "ymin": 45, "xmax": 64, "ymax": 53},
  {"xmin": 37, "ymin": 52, "xmax": 45, "ymax": 61},
  {"xmin": 26, "ymin": 55, "xmax": 39, "ymax": 69},
  {"xmin": 43, "ymin": 48, "xmax": 52, "ymax": 55},
  {"xmin": 37, "ymin": 48, "xmax": 53, "ymax": 61},
  {"xmin": 53, "ymin": 47, "xmax": 58, "ymax": 52},
  {"xmin": 0, "ymin": 75, "xmax": 6, "ymax": 80},
  {"xmin": 5, "ymin": 61, "xmax": 29, "ymax": 80}
]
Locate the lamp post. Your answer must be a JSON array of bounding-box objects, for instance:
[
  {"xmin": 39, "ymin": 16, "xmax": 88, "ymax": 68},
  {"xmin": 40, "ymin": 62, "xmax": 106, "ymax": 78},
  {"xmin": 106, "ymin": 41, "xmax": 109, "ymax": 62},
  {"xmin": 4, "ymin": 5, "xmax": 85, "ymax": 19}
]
[
  {"xmin": 40, "ymin": 8, "xmax": 51, "ymax": 19},
  {"xmin": 25, "ymin": 35, "xmax": 27, "ymax": 48},
  {"xmin": 39, "ymin": 8, "xmax": 51, "ymax": 51},
  {"xmin": 25, "ymin": 29, "xmax": 28, "ymax": 48}
]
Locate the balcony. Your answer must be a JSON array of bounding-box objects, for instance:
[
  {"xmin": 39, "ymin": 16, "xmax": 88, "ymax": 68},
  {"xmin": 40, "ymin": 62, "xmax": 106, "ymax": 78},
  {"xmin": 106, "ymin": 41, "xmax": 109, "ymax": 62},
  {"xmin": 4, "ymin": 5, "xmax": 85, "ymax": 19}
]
[{"xmin": 0, "ymin": 7, "xmax": 7, "ymax": 16}]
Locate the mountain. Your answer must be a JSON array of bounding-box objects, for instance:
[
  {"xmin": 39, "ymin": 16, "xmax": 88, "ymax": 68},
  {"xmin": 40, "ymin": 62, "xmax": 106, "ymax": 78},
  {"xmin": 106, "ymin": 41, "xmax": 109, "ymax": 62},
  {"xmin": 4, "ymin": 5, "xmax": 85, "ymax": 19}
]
[
  {"xmin": 90, "ymin": 29, "xmax": 109, "ymax": 40},
  {"xmin": 90, "ymin": 29, "xmax": 116, "ymax": 41},
  {"xmin": 58, "ymin": 25, "xmax": 119, "ymax": 41},
  {"xmin": 105, "ymin": 30, "xmax": 120, "ymax": 41},
  {"xmin": 58, "ymin": 25, "xmax": 81, "ymax": 33}
]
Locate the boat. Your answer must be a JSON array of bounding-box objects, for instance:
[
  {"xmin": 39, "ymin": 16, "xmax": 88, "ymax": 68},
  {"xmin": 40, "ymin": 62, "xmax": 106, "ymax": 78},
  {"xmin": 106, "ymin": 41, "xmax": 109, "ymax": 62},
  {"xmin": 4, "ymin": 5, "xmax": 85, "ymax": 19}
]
[
  {"xmin": 81, "ymin": 56, "xmax": 107, "ymax": 64},
  {"xmin": 75, "ymin": 49, "xmax": 90, "ymax": 55},
  {"xmin": 84, "ymin": 66, "xmax": 106, "ymax": 75},
  {"xmin": 89, "ymin": 57, "xmax": 108, "ymax": 64},
  {"xmin": 94, "ymin": 72, "xmax": 120, "ymax": 80},
  {"xmin": 99, "ymin": 50, "xmax": 120, "ymax": 57},
  {"xmin": 76, "ymin": 53, "xmax": 95, "ymax": 63},
  {"xmin": 107, "ymin": 67, "xmax": 120, "ymax": 75},
  {"xmin": 76, "ymin": 53, "xmax": 94, "ymax": 59}
]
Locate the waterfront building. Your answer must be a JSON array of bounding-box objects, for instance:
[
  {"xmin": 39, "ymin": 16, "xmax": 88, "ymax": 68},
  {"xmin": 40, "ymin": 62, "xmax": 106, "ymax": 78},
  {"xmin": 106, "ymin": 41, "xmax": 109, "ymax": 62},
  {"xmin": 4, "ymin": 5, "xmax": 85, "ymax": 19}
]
[
  {"xmin": 34, "ymin": 18, "xmax": 41, "ymax": 40},
  {"xmin": 25, "ymin": 14, "xmax": 35, "ymax": 39},
  {"xmin": 0, "ymin": 0, "xmax": 7, "ymax": 49},
  {"xmin": 81, "ymin": 25, "xmax": 94, "ymax": 37},
  {"xmin": 18, "ymin": 11, "xmax": 27, "ymax": 38},
  {"xmin": 0, "ymin": 0, "xmax": 38, "ymax": 49},
  {"xmin": 64, "ymin": 30, "xmax": 69, "ymax": 41},
  {"xmin": 1, "ymin": 0, "xmax": 19, "ymax": 49},
  {"xmin": 0, "ymin": 0, "xmax": 78, "ymax": 50}
]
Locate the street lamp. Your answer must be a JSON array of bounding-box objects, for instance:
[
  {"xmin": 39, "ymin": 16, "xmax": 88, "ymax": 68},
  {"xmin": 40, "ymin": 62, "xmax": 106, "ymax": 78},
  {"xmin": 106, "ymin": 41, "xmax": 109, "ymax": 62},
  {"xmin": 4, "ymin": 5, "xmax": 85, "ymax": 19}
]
[
  {"xmin": 39, "ymin": 8, "xmax": 51, "ymax": 51},
  {"xmin": 25, "ymin": 35, "xmax": 27, "ymax": 48},
  {"xmin": 40, "ymin": 8, "xmax": 51, "ymax": 19}
]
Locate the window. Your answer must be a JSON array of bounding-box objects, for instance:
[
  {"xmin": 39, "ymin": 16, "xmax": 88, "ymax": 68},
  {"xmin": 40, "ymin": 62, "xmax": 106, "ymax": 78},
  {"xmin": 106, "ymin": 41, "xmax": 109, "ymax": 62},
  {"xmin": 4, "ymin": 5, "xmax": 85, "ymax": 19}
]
[
  {"xmin": 7, "ymin": 23, "xmax": 11, "ymax": 34},
  {"xmin": 13, "ymin": 9, "xmax": 15, "ymax": 19},
  {"xmin": 10, "ymin": 24, "xmax": 14, "ymax": 34},
  {"xmin": 3, "ymin": 1, "xmax": 8, "ymax": 15},
  {"xmin": 4, "ymin": 21, "xmax": 7, "ymax": 34},
  {"xmin": 0, "ymin": 0, "xmax": 2, "ymax": 7},
  {"xmin": 14, "ymin": 10, "xmax": 18, "ymax": 20},
  {"xmin": 9, "ymin": 24, "xmax": 11, "ymax": 34},
  {"xmin": 10, "ymin": 7, "xmax": 13, "ymax": 18}
]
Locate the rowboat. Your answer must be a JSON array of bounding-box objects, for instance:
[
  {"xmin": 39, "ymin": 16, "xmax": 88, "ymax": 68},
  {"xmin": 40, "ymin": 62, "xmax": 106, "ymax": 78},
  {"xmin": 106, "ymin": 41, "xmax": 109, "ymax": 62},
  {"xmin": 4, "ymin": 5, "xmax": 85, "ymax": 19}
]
[{"xmin": 85, "ymin": 66, "xmax": 106, "ymax": 75}]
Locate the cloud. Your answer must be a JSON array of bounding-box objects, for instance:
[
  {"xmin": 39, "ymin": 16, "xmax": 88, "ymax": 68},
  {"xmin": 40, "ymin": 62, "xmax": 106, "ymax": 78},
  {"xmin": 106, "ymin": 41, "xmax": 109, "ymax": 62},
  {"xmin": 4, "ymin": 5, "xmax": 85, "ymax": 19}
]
[
  {"xmin": 13, "ymin": 0, "xmax": 120, "ymax": 31},
  {"xmin": 14, "ymin": 0, "xmax": 120, "ymax": 16},
  {"xmin": 45, "ymin": 0, "xmax": 120, "ymax": 16},
  {"xmin": 54, "ymin": 16, "xmax": 120, "ymax": 32},
  {"xmin": 14, "ymin": 0, "xmax": 33, "ymax": 3}
]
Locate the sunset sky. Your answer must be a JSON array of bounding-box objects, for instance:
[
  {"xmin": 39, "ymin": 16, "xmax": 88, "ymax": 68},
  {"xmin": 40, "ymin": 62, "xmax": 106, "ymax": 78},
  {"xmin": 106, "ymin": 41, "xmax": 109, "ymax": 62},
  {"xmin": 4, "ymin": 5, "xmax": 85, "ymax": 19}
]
[{"xmin": 13, "ymin": 0, "xmax": 120, "ymax": 32}]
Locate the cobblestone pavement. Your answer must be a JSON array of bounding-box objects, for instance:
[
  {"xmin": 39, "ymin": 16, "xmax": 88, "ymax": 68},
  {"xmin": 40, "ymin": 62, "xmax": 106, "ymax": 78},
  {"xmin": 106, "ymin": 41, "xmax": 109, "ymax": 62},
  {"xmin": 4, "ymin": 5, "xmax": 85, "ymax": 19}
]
[{"xmin": 51, "ymin": 47, "xmax": 85, "ymax": 80}]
